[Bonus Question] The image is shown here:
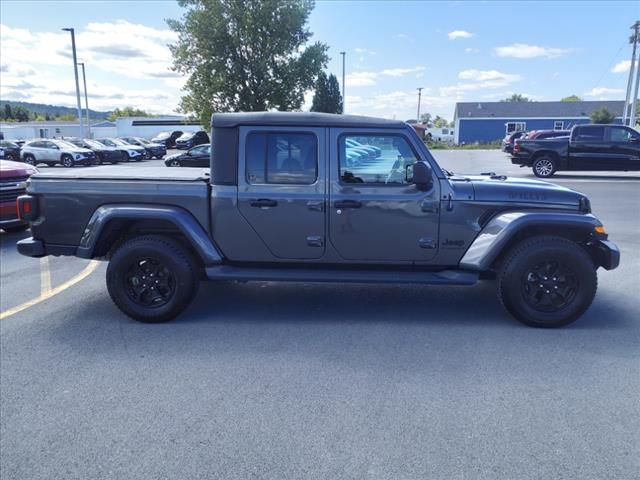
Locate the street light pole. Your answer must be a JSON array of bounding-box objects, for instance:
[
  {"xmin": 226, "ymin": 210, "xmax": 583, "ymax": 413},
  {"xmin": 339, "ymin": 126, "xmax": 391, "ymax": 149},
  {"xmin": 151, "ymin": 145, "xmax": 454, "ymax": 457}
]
[
  {"xmin": 416, "ymin": 87, "xmax": 423, "ymax": 122},
  {"xmin": 62, "ymin": 27, "xmax": 84, "ymax": 138},
  {"xmin": 623, "ymin": 21, "xmax": 639, "ymax": 125},
  {"xmin": 629, "ymin": 21, "xmax": 640, "ymax": 127},
  {"xmin": 340, "ymin": 51, "xmax": 346, "ymax": 113},
  {"xmin": 78, "ymin": 62, "xmax": 91, "ymax": 138}
]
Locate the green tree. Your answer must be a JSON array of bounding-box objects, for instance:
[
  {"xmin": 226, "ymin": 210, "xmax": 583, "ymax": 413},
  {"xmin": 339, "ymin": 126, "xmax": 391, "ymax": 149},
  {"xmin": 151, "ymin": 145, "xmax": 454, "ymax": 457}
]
[
  {"xmin": 561, "ymin": 95, "xmax": 582, "ymax": 102},
  {"xmin": 13, "ymin": 106, "xmax": 30, "ymax": 122},
  {"xmin": 420, "ymin": 112, "xmax": 432, "ymax": 124},
  {"xmin": 4, "ymin": 104, "xmax": 12, "ymax": 120},
  {"xmin": 590, "ymin": 107, "xmax": 615, "ymax": 124},
  {"xmin": 57, "ymin": 114, "xmax": 77, "ymax": 121},
  {"xmin": 433, "ymin": 115, "xmax": 449, "ymax": 128},
  {"xmin": 168, "ymin": 0, "xmax": 329, "ymax": 127},
  {"xmin": 501, "ymin": 93, "xmax": 530, "ymax": 103},
  {"xmin": 311, "ymin": 72, "xmax": 342, "ymax": 113},
  {"xmin": 107, "ymin": 106, "xmax": 150, "ymax": 121}
]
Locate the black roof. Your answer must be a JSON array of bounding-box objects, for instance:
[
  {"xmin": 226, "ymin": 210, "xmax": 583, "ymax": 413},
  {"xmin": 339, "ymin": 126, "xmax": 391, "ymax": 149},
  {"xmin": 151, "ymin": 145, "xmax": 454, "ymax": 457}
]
[
  {"xmin": 211, "ymin": 112, "xmax": 405, "ymax": 128},
  {"xmin": 455, "ymin": 100, "xmax": 625, "ymax": 119}
]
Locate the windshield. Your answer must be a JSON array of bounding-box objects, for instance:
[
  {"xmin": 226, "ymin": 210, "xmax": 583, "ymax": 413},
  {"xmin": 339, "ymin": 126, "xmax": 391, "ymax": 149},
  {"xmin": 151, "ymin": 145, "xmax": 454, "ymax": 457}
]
[
  {"xmin": 67, "ymin": 139, "xmax": 84, "ymax": 147},
  {"xmin": 97, "ymin": 139, "xmax": 116, "ymax": 147},
  {"xmin": 85, "ymin": 140, "xmax": 104, "ymax": 149},
  {"xmin": 180, "ymin": 132, "xmax": 195, "ymax": 140},
  {"xmin": 134, "ymin": 137, "xmax": 150, "ymax": 145},
  {"xmin": 110, "ymin": 138, "xmax": 129, "ymax": 146},
  {"xmin": 54, "ymin": 140, "xmax": 81, "ymax": 150}
]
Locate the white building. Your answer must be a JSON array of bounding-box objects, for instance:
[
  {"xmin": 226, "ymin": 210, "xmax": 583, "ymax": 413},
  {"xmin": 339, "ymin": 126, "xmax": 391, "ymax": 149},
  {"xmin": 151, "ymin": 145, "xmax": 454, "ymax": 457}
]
[{"xmin": 0, "ymin": 116, "xmax": 204, "ymax": 142}]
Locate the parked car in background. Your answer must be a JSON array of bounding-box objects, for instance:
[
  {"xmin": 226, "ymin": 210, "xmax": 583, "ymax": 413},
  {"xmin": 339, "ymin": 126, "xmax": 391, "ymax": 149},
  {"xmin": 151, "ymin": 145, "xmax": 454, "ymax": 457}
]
[
  {"xmin": 0, "ymin": 159, "xmax": 37, "ymax": 232},
  {"xmin": 95, "ymin": 138, "xmax": 147, "ymax": 162},
  {"xmin": 524, "ymin": 129, "xmax": 570, "ymax": 140},
  {"xmin": 119, "ymin": 137, "xmax": 167, "ymax": 159},
  {"xmin": 67, "ymin": 138, "xmax": 122, "ymax": 165},
  {"xmin": 345, "ymin": 138, "xmax": 381, "ymax": 157},
  {"xmin": 21, "ymin": 139, "xmax": 95, "ymax": 167},
  {"xmin": 151, "ymin": 131, "xmax": 183, "ymax": 148},
  {"xmin": 425, "ymin": 127, "xmax": 455, "ymax": 143},
  {"xmin": 502, "ymin": 131, "xmax": 527, "ymax": 153},
  {"xmin": 175, "ymin": 131, "xmax": 210, "ymax": 149},
  {"xmin": 0, "ymin": 140, "xmax": 21, "ymax": 161},
  {"xmin": 164, "ymin": 143, "xmax": 211, "ymax": 167},
  {"xmin": 512, "ymin": 124, "xmax": 640, "ymax": 177}
]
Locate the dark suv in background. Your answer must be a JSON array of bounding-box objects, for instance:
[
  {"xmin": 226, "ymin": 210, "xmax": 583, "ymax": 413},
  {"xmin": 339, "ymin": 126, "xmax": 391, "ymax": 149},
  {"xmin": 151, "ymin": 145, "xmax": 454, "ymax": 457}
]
[
  {"xmin": 119, "ymin": 137, "xmax": 167, "ymax": 159},
  {"xmin": 175, "ymin": 131, "xmax": 210, "ymax": 149},
  {"xmin": 151, "ymin": 131, "xmax": 183, "ymax": 148},
  {"xmin": 0, "ymin": 140, "xmax": 21, "ymax": 161}
]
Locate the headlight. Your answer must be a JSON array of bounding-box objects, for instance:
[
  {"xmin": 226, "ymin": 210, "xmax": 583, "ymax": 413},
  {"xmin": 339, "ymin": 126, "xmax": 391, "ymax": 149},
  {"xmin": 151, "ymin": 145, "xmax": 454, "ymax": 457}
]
[
  {"xmin": 128, "ymin": 150, "xmax": 138, "ymax": 155},
  {"xmin": 75, "ymin": 154, "xmax": 82, "ymax": 160}
]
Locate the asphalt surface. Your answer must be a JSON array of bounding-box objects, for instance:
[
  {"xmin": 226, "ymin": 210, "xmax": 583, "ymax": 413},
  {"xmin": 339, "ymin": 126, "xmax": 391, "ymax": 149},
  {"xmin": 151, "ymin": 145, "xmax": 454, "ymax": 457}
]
[{"xmin": 1, "ymin": 150, "xmax": 639, "ymax": 479}]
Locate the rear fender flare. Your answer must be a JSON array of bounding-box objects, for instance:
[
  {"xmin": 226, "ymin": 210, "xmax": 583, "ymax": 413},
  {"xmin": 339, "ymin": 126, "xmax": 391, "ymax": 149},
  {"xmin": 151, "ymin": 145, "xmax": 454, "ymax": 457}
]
[
  {"xmin": 459, "ymin": 211, "xmax": 601, "ymax": 271},
  {"xmin": 76, "ymin": 204, "xmax": 223, "ymax": 265}
]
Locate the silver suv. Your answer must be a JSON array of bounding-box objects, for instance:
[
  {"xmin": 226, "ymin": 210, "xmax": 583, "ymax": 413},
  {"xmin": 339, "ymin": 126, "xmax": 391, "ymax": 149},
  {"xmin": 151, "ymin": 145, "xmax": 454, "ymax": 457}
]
[{"xmin": 21, "ymin": 139, "xmax": 95, "ymax": 168}]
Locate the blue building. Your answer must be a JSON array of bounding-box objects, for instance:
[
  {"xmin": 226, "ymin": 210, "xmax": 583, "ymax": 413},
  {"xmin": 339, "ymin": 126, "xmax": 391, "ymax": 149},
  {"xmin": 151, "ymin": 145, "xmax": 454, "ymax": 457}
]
[{"xmin": 453, "ymin": 100, "xmax": 625, "ymax": 145}]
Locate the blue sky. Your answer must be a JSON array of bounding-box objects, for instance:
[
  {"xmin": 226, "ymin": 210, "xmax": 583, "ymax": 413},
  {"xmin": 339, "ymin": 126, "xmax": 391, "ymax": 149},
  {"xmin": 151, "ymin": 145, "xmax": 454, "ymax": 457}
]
[{"xmin": 1, "ymin": 0, "xmax": 638, "ymax": 120}]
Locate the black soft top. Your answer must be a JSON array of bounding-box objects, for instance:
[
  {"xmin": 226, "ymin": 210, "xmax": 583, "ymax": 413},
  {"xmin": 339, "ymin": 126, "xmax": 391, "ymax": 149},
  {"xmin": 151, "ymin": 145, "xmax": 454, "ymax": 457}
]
[{"xmin": 211, "ymin": 111, "xmax": 406, "ymax": 129}]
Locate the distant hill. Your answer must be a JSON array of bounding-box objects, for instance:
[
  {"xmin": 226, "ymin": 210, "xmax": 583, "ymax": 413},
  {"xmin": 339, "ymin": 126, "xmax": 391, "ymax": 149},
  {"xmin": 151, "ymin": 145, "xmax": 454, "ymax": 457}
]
[{"xmin": 0, "ymin": 100, "xmax": 111, "ymax": 121}]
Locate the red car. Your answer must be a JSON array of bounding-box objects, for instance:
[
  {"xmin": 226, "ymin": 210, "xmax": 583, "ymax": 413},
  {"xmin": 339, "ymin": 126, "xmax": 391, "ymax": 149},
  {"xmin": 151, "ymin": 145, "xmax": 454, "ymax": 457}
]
[{"xmin": 0, "ymin": 159, "xmax": 38, "ymax": 233}]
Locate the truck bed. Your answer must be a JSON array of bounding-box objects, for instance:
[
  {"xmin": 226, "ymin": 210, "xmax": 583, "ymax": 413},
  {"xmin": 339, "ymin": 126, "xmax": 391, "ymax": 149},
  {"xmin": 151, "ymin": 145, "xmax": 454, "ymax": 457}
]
[{"xmin": 27, "ymin": 166, "xmax": 211, "ymax": 247}]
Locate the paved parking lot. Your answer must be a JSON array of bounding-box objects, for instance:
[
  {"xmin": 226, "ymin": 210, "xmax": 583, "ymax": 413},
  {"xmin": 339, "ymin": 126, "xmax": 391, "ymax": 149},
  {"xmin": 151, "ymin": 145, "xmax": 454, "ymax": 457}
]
[{"xmin": 1, "ymin": 150, "xmax": 638, "ymax": 479}]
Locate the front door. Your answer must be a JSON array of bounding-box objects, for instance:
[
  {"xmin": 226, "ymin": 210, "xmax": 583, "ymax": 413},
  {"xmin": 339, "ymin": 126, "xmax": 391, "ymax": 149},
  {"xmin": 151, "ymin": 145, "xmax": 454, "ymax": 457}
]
[
  {"xmin": 328, "ymin": 129, "xmax": 440, "ymax": 263},
  {"xmin": 237, "ymin": 126, "xmax": 326, "ymax": 260},
  {"xmin": 608, "ymin": 126, "xmax": 640, "ymax": 170}
]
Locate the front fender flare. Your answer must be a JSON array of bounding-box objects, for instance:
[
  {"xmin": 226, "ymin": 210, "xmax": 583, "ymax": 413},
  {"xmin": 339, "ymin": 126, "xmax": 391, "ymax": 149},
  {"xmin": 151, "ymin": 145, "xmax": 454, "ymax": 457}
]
[
  {"xmin": 76, "ymin": 204, "xmax": 223, "ymax": 265},
  {"xmin": 459, "ymin": 211, "xmax": 602, "ymax": 271}
]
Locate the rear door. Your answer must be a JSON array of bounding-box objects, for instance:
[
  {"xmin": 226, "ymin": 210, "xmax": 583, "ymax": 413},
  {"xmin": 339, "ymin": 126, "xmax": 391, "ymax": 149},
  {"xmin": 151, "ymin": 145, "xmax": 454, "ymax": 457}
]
[
  {"xmin": 237, "ymin": 126, "xmax": 326, "ymax": 260},
  {"xmin": 569, "ymin": 126, "xmax": 612, "ymax": 170},
  {"xmin": 328, "ymin": 129, "xmax": 440, "ymax": 263}
]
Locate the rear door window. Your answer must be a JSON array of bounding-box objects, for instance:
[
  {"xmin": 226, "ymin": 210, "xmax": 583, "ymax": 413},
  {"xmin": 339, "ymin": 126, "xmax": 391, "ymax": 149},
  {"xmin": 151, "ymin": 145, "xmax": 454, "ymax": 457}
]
[
  {"xmin": 574, "ymin": 127, "xmax": 604, "ymax": 141},
  {"xmin": 246, "ymin": 132, "xmax": 317, "ymax": 185}
]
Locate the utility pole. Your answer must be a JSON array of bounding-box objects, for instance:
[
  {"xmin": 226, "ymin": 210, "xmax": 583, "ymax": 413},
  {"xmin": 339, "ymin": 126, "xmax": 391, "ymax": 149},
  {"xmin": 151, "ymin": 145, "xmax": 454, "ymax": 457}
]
[
  {"xmin": 623, "ymin": 21, "xmax": 639, "ymax": 125},
  {"xmin": 629, "ymin": 21, "xmax": 640, "ymax": 127},
  {"xmin": 62, "ymin": 28, "xmax": 84, "ymax": 138},
  {"xmin": 416, "ymin": 87, "xmax": 423, "ymax": 122},
  {"xmin": 340, "ymin": 51, "xmax": 346, "ymax": 113},
  {"xmin": 78, "ymin": 62, "xmax": 91, "ymax": 138}
]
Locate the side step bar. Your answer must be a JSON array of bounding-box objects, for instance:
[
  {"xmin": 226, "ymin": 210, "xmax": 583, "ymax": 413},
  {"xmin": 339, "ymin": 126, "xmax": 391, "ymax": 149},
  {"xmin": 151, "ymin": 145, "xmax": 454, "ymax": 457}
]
[{"xmin": 205, "ymin": 265, "xmax": 479, "ymax": 286}]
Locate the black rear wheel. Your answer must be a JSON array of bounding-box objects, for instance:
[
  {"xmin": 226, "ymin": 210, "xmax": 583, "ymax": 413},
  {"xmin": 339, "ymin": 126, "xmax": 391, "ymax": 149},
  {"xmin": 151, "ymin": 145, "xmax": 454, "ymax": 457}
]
[
  {"xmin": 497, "ymin": 236, "xmax": 597, "ymax": 327},
  {"xmin": 106, "ymin": 236, "xmax": 200, "ymax": 323},
  {"xmin": 23, "ymin": 154, "xmax": 36, "ymax": 166}
]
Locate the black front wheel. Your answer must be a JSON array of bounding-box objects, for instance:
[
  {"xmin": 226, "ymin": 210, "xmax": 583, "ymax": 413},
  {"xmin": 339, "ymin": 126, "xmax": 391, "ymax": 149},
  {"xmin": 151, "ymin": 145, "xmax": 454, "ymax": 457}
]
[
  {"xmin": 497, "ymin": 236, "xmax": 597, "ymax": 328},
  {"xmin": 61, "ymin": 155, "xmax": 74, "ymax": 168},
  {"xmin": 106, "ymin": 236, "xmax": 200, "ymax": 323}
]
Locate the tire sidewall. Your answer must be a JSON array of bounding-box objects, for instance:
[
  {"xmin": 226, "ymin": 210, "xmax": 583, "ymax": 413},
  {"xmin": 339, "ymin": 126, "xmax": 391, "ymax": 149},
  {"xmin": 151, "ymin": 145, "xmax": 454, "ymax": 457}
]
[
  {"xmin": 106, "ymin": 237, "xmax": 198, "ymax": 322},
  {"xmin": 61, "ymin": 155, "xmax": 74, "ymax": 168},
  {"xmin": 532, "ymin": 156, "xmax": 555, "ymax": 178},
  {"xmin": 499, "ymin": 238, "xmax": 596, "ymax": 327},
  {"xmin": 23, "ymin": 154, "xmax": 36, "ymax": 166}
]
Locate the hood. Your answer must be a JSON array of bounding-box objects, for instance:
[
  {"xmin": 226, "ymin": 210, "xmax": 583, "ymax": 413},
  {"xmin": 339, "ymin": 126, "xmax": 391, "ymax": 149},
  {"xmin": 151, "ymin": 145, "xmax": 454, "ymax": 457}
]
[
  {"xmin": 456, "ymin": 174, "xmax": 585, "ymax": 208},
  {"xmin": 0, "ymin": 159, "xmax": 38, "ymax": 177},
  {"xmin": 164, "ymin": 152, "xmax": 183, "ymax": 161},
  {"xmin": 146, "ymin": 142, "xmax": 164, "ymax": 148}
]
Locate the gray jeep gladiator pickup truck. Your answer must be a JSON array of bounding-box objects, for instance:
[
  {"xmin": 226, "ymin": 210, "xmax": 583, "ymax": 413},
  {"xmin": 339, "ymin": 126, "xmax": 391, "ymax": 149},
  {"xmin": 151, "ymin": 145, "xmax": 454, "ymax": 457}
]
[{"xmin": 17, "ymin": 112, "xmax": 619, "ymax": 327}]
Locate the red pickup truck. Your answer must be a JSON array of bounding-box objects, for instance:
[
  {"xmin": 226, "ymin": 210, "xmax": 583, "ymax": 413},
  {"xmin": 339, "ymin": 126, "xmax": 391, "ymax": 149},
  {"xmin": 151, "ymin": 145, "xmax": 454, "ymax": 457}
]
[{"xmin": 0, "ymin": 160, "xmax": 38, "ymax": 233}]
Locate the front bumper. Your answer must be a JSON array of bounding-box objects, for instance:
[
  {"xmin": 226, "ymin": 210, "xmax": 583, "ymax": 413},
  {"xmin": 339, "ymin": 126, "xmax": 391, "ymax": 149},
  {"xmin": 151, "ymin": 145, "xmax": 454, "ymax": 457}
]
[{"xmin": 591, "ymin": 240, "xmax": 620, "ymax": 270}]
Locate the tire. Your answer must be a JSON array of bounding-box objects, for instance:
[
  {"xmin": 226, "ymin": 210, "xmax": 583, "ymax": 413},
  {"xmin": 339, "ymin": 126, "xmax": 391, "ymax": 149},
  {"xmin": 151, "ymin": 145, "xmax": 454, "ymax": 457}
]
[
  {"xmin": 61, "ymin": 155, "xmax": 74, "ymax": 168},
  {"xmin": 123, "ymin": 152, "xmax": 130, "ymax": 162},
  {"xmin": 92, "ymin": 155, "xmax": 102, "ymax": 166},
  {"xmin": 23, "ymin": 154, "xmax": 36, "ymax": 166},
  {"xmin": 532, "ymin": 156, "xmax": 556, "ymax": 178},
  {"xmin": 497, "ymin": 235, "xmax": 597, "ymax": 328},
  {"xmin": 106, "ymin": 235, "xmax": 200, "ymax": 323},
  {"xmin": 3, "ymin": 224, "xmax": 29, "ymax": 233},
  {"xmin": 168, "ymin": 159, "xmax": 181, "ymax": 167}
]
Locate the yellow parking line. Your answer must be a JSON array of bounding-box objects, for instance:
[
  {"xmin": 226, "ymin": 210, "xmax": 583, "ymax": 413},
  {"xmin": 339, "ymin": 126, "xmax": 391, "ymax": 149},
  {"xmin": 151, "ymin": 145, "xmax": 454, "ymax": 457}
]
[
  {"xmin": 40, "ymin": 257, "xmax": 52, "ymax": 295},
  {"xmin": 0, "ymin": 260, "xmax": 101, "ymax": 321}
]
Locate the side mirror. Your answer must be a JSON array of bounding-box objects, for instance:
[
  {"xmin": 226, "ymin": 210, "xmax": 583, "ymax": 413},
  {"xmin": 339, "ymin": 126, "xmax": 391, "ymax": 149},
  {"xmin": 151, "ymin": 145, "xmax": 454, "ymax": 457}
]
[{"xmin": 408, "ymin": 161, "xmax": 433, "ymax": 190}]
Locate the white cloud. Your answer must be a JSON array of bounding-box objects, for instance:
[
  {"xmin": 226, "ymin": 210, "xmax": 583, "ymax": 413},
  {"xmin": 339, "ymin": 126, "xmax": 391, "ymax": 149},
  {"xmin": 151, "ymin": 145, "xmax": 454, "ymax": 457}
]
[
  {"xmin": 611, "ymin": 60, "xmax": 635, "ymax": 73},
  {"xmin": 458, "ymin": 69, "xmax": 521, "ymax": 83},
  {"xmin": 448, "ymin": 30, "xmax": 473, "ymax": 40},
  {"xmin": 346, "ymin": 66, "xmax": 427, "ymax": 87},
  {"xmin": 494, "ymin": 43, "xmax": 572, "ymax": 59},
  {"xmin": 354, "ymin": 48, "xmax": 376, "ymax": 55},
  {"xmin": 381, "ymin": 66, "xmax": 426, "ymax": 77},
  {"xmin": 583, "ymin": 87, "xmax": 624, "ymax": 99},
  {"xmin": 345, "ymin": 71, "xmax": 378, "ymax": 87},
  {"xmin": 464, "ymin": 47, "xmax": 479, "ymax": 54}
]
